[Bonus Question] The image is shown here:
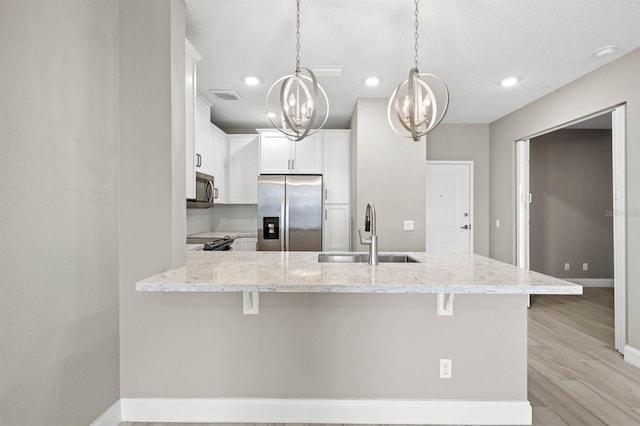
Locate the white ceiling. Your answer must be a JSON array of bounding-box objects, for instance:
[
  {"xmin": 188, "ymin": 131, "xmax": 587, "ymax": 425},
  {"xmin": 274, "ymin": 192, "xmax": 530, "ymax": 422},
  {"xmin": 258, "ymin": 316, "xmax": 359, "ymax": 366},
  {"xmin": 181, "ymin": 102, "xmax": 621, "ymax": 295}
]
[{"xmin": 185, "ymin": 0, "xmax": 640, "ymax": 130}]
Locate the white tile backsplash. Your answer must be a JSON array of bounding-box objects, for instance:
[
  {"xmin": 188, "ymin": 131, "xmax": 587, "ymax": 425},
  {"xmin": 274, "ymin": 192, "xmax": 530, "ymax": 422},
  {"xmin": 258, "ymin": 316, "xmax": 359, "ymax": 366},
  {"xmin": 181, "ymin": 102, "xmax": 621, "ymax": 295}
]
[
  {"xmin": 212, "ymin": 204, "xmax": 257, "ymax": 231},
  {"xmin": 187, "ymin": 204, "xmax": 257, "ymax": 235}
]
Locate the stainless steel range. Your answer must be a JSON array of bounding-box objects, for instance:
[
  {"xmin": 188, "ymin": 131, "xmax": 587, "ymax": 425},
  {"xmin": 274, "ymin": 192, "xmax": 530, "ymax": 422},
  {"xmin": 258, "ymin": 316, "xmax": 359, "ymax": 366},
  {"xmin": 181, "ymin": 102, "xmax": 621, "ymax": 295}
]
[{"xmin": 186, "ymin": 235, "xmax": 235, "ymax": 251}]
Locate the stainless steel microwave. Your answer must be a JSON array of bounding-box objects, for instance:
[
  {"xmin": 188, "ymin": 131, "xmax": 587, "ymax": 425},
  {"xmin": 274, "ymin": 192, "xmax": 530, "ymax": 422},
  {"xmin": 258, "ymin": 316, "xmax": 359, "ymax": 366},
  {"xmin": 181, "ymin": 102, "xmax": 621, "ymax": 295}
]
[{"xmin": 187, "ymin": 172, "xmax": 216, "ymax": 208}]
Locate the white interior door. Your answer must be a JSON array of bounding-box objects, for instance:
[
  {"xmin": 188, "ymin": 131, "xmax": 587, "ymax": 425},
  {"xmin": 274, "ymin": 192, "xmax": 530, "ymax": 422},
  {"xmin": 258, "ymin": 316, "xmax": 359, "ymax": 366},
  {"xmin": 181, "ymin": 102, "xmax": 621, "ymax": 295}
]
[{"xmin": 425, "ymin": 162, "xmax": 473, "ymax": 253}]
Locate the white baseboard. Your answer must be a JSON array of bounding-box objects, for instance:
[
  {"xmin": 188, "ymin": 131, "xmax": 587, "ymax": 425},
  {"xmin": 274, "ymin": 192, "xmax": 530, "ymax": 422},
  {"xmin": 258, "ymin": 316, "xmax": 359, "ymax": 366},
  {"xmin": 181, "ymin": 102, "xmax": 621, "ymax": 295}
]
[
  {"xmin": 624, "ymin": 345, "xmax": 640, "ymax": 368},
  {"xmin": 566, "ymin": 278, "xmax": 614, "ymax": 287},
  {"xmin": 111, "ymin": 398, "xmax": 531, "ymax": 425},
  {"xmin": 90, "ymin": 400, "xmax": 121, "ymax": 426}
]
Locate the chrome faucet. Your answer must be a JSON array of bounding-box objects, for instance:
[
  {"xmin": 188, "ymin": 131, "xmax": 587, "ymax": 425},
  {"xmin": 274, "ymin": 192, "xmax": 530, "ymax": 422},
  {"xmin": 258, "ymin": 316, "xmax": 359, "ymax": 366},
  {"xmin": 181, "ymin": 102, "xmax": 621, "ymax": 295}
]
[{"xmin": 358, "ymin": 203, "xmax": 378, "ymax": 265}]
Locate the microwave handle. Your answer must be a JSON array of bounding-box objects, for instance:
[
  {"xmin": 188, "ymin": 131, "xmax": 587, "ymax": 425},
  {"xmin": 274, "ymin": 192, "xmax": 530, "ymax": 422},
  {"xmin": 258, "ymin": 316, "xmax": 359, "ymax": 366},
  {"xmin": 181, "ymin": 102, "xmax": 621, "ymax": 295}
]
[
  {"xmin": 213, "ymin": 187, "xmax": 219, "ymax": 200},
  {"xmin": 205, "ymin": 180, "xmax": 214, "ymax": 202}
]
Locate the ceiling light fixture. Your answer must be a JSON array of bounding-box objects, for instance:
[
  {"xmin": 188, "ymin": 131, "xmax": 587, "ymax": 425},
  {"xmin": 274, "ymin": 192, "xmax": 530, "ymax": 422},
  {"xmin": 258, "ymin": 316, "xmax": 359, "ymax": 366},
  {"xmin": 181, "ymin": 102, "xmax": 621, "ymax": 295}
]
[
  {"xmin": 501, "ymin": 77, "xmax": 518, "ymax": 87},
  {"xmin": 387, "ymin": 0, "xmax": 449, "ymax": 142},
  {"xmin": 595, "ymin": 45, "xmax": 616, "ymax": 58},
  {"xmin": 365, "ymin": 77, "xmax": 380, "ymax": 87},
  {"xmin": 265, "ymin": 0, "xmax": 329, "ymax": 141},
  {"xmin": 244, "ymin": 76, "xmax": 261, "ymax": 86}
]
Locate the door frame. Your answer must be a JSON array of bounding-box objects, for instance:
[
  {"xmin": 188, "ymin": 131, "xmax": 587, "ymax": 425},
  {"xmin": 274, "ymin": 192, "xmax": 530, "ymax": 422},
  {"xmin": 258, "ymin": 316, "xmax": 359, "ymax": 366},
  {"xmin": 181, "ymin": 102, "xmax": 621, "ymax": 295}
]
[
  {"xmin": 515, "ymin": 105, "xmax": 627, "ymax": 352},
  {"xmin": 425, "ymin": 161, "xmax": 474, "ymax": 253}
]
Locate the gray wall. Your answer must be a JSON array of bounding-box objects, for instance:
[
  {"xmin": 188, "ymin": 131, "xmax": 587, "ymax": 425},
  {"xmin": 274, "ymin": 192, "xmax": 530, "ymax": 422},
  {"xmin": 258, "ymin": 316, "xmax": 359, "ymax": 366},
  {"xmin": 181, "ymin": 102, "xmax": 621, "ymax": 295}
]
[
  {"xmin": 489, "ymin": 48, "xmax": 640, "ymax": 348},
  {"xmin": 119, "ymin": 0, "xmax": 187, "ymax": 398},
  {"xmin": 0, "ymin": 1, "xmax": 120, "ymax": 424},
  {"xmin": 530, "ymin": 130, "xmax": 613, "ymax": 278},
  {"xmin": 350, "ymin": 99, "xmax": 490, "ymax": 255}
]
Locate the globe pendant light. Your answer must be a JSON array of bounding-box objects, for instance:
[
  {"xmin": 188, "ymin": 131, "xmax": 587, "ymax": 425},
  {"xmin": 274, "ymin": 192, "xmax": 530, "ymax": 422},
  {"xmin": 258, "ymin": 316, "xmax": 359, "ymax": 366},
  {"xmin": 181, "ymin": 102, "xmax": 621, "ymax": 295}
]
[
  {"xmin": 388, "ymin": 0, "xmax": 449, "ymax": 141},
  {"xmin": 266, "ymin": 0, "xmax": 329, "ymax": 141}
]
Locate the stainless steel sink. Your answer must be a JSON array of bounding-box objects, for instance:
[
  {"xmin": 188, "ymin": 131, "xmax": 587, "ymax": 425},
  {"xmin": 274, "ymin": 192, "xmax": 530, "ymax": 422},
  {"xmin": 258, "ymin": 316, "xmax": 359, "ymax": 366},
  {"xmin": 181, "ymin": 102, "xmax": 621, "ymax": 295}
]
[{"xmin": 318, "ymin": 253, "xmax": 420, "ymax": 263}]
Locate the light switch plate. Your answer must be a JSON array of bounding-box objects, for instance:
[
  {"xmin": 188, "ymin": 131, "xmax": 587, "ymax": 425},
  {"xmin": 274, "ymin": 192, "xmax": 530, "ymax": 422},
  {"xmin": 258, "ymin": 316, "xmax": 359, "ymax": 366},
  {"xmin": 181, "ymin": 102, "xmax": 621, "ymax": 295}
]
[{"xmin": 404, "ymin": 220, "xmax": 415, "ymax": 231}]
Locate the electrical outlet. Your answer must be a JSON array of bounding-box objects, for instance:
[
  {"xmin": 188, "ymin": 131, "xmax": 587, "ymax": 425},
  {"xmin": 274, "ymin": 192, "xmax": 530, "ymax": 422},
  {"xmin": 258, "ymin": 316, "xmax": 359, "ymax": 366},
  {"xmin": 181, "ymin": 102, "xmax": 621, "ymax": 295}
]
[
  {"xmin": 440, "ymin": 359, "xmax": 452, "ymax": 379},
  {"xmin": 564, "ymin": 263, "xmax": 570, "ymax": 271},
  {"xmin": 404, "ymin": 220, "xmax": 414, "ymax": 231},
  {"xmin": 583, "ymin": 263, "xmax": 589, "ymax": 271},
  {"xmin": 495, "ymin": 219, "xmax": 501, "ymax": 228}
]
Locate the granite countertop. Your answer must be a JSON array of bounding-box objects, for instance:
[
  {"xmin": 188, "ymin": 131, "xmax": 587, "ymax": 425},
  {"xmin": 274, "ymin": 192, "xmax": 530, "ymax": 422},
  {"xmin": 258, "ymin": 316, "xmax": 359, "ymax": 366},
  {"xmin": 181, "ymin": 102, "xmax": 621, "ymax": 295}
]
[{"xmin": 136, "ymin": 251, "xmax": 582, "ymax": 295}]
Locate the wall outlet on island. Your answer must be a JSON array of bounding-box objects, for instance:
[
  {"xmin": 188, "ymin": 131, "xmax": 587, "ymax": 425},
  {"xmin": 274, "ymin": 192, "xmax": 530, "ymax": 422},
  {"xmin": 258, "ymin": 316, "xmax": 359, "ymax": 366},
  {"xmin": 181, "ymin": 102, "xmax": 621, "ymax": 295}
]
[
  {"xmin": 564, "ymin": 263, "xmax": 570, "ymax": 271},
  {"xmin": 403, "ymin": 220, "xmax": 415, "ymax": 231},
  {"xmin": 440, "ymin": 359, "xmax": 452, "ymax": 379}
]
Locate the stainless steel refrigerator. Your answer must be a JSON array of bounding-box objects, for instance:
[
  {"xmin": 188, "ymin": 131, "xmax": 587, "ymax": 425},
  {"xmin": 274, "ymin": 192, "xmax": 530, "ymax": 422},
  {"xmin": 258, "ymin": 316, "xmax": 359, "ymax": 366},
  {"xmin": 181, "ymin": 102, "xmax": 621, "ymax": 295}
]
[{"xmin": 257, "ymin": 175, "xmax": 323, "ymax": 251}]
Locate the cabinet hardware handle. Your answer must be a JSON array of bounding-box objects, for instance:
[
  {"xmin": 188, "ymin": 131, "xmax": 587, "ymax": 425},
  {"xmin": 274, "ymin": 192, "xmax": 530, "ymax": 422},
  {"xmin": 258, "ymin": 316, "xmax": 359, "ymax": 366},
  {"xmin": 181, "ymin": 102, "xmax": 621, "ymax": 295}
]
[
  {"xmin": 325, "ymin": 189, "xmax": 328, "ymax": 200},
  {"xmin": 460, "ymin": 224, "xmax": 470, "ymax": 230},
  {"xmin": 291, "ymin": 159, "xmax": 295, "ymax": 170},
  {"xmin": 214, "ymin": 187, "xmax": 219, "ymax": 199},
  {"xmin": 325, "ymin": 209, "xmax": 327, "ymax": 220}
]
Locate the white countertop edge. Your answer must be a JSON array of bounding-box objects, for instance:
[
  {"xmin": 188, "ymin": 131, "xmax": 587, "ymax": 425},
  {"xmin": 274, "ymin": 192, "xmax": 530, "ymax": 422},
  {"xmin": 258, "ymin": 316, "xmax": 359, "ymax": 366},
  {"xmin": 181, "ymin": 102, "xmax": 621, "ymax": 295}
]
[{"xmin": 135, "ymin": 282, "xmax": 583, "ymax": 295}]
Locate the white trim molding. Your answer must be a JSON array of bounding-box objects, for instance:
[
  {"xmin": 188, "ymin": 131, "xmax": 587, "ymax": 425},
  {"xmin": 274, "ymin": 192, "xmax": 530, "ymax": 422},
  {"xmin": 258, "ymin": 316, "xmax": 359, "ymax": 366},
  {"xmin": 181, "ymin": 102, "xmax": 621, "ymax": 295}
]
[
  {"xmin": 566, "ymin": 278, "xmax": 614, "ymax": 288},
  {"xmin": 107, "ymin": 398, "xmax": 532, "ymax": 425},
  {"xmin": 624, "ymin": 345, "xmax": 640, "ymax": 369},
  {"xmin": 90, "ymin": 400, "xmax": 121, "ymax": 426}
]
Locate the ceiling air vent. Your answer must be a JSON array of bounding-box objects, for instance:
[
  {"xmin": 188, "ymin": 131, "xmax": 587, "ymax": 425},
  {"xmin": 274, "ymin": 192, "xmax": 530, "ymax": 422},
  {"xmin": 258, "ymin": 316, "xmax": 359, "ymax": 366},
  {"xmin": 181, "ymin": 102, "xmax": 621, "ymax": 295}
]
[{"xmin": 208, "ymin": 89, "xmax": 242, "ymax": 101}]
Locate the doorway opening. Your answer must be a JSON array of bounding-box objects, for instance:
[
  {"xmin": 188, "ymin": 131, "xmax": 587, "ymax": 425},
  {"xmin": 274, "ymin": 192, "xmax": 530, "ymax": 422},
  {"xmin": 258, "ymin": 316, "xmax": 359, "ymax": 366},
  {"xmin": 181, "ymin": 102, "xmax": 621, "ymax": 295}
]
[{"xmin": 516, "ymin": 105, "xmax": 627, "ymax": 354}]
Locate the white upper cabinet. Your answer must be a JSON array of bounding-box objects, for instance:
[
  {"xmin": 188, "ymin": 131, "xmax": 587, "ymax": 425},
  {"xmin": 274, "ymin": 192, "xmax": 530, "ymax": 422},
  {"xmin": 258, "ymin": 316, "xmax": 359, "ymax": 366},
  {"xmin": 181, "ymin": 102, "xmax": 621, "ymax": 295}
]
[
  {"xmin": 321, "ymin": 130, "xmax": 351, "ymax": 204},
  {"xmin": 258, "ymin": 130, "xmax": 321, "ymax": 174},
  {"xmin": 195, "ymin": 95, "xmax": 214, "ymax": 177},
  {"xmin": 259, "ymin": 131, "xmax": 291, "ymax": 174},
  {"xmin": 228, "ymin": 134, "xmax": 259, "ymax": 204},
  {"xmin": 210, "ymin": 124, "xmax": 228, "ymax": 204},
  {"xmin": 185, "ymin": 39, "xmax": 201, "ymax": 199}
]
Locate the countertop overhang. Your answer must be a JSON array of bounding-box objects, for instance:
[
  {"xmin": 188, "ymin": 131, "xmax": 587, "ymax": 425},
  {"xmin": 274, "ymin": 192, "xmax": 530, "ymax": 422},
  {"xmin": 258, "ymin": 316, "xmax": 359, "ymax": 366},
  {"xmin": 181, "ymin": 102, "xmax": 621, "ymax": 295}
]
[{"xmin": 136, "ymin": 251, "xmax": 582, "ymax": 295}]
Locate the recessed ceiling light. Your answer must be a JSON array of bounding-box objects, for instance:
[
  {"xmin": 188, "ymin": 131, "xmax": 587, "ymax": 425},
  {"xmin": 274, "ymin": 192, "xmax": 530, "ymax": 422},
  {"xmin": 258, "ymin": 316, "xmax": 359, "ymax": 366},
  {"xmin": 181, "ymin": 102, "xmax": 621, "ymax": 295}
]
[
  {"xmin": 365, "ymin": 77, "xmax": 380, "ymax": 87},
  {"xmin": 595, "ymin": 45, "xmax": 616, "ymax": 58},
  {"xmin": 501, "ymin": 77, "xmax": 518, "ymax": 88},
  {"xmin": 244, "ymin": 76, "xmax": 261, "ymax": 86}
]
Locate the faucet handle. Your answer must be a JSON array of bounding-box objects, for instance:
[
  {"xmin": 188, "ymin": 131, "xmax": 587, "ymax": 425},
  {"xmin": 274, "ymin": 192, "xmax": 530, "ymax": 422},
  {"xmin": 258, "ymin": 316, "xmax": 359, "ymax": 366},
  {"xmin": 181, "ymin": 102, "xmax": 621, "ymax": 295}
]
[{"xmin": 358, "ymin": 229, "xmax": 370, "ymax": 245}]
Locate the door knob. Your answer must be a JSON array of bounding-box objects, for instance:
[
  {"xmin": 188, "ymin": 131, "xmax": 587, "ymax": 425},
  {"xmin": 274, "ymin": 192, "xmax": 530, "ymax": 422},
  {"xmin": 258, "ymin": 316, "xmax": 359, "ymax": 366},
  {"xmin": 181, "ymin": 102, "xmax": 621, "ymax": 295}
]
[{"xmin": 460, "ymin": 224, "xmax": 470, "ymax": 230}]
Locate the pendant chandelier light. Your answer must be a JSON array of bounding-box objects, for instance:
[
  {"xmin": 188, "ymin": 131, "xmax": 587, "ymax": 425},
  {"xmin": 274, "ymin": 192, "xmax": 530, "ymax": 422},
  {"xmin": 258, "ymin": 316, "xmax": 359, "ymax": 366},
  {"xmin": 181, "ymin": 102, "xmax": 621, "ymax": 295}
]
[
  {"xmin": 388, "ymin": 0, "xmax": 449, "ymax": 141},
  {"xmin": 266, "ymin": 0, "xmax": 329, "ymax": 141}
]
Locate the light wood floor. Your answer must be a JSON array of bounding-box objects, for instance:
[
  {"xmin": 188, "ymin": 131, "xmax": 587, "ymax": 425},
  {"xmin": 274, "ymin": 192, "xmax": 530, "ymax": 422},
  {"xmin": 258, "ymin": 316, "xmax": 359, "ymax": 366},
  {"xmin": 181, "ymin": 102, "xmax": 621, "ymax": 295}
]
[{"xmin": 123, "ymin": 288, "xmax": 640, "ymax": 426}]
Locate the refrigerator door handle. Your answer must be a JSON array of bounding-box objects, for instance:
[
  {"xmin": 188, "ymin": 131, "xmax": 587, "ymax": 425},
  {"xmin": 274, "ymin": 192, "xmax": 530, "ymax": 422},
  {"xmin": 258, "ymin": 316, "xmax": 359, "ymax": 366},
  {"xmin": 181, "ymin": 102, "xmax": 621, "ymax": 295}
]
[
  {"xmin": 284, "ymin": 194, "xmax": 290, "ymax": 251},
  {"xmin": 280, "ymin": 195, "xmax": 286, "ymax": 251}
]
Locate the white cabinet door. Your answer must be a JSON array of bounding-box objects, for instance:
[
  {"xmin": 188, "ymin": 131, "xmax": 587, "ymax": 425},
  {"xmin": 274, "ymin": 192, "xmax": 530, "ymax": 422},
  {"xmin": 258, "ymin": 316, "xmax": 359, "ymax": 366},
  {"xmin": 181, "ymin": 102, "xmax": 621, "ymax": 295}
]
[
  {"xmin": 211, "ymin": 124, "xmax": 228, "ymax": 204},
  {"xmin": 322, "ymin": 131, "xmax": 350, "ymax": 203},
  {"xmin": 240, "ymin": 237, "xmax": 257, "ymax": 251},
  {"xmin": 260, "ymin": 132, "xmax": 290, "ymax": 174},
  {"xmin": 258, "ymin": 130, "xmax": 322, "ymax": 174},
  {"xmin": 233, "ymin": 238, "xmax": 258, "ymax": 251},
  {"xmin": 291, "ymin": 133, "xmax": 322, "ymax": 173},
  {"xmin": 195, "ymin": 95, "xmax": 214, "ymax": 176},
  {"xmin": 323, "ymin": 204, "xmax": 350, "ymax": 252},
  {"xmin": 185, "ymin": 40, "xmax": 201, "ymax": 199},
  {"xmin": 228, "ymin": 134, "xmax": 259, "ymax": 204}
]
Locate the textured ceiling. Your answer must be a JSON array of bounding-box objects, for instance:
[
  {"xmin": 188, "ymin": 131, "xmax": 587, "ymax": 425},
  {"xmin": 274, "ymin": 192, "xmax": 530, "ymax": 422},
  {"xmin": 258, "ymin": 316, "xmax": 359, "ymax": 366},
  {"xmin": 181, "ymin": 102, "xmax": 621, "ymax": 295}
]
[{"xmin": 185, "ymin": 0, "xmax": 640, "ymax": 130}]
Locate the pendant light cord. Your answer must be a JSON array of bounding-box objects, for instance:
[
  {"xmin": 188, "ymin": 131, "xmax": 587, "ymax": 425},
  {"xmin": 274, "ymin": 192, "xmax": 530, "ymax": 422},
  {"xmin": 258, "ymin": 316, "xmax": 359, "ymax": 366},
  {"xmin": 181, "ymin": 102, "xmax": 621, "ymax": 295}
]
[
  {"xmin": 414, "ymin": 0, "xmax": 420, "ymax": 70},
  {"xmin": 295, "ymin": 0, "xmax": 301, "ymax": 74}
]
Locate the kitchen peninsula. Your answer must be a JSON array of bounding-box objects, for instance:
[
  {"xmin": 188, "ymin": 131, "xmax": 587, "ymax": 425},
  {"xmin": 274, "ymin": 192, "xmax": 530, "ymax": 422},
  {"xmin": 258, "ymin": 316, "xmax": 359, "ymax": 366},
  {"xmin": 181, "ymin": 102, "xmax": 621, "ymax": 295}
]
[{"xmin": 133, "ymin": 251, "xmax": 581, "ymax": 425}]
